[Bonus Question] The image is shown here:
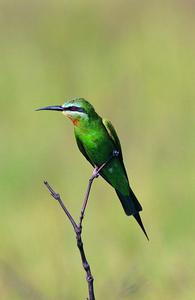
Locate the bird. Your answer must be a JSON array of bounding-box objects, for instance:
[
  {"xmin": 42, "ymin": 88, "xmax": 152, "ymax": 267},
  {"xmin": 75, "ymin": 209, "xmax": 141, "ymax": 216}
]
[{"xmin": 36, "ymin": 97, "xmax": 149, "ymax": 240}]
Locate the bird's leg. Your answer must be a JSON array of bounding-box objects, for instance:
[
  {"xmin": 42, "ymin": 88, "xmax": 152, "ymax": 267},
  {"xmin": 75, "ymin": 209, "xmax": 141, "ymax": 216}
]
[
  {"xmin": 92, "ymin": 166, "xmax": 100, "ymax": 178},
  {"xmin": 112, "ymin": 149, "xmax": 120, "ymax": 157},
  {"xmin": 92, "ymin": 150, "xmax": 119, "ymax": 179}
]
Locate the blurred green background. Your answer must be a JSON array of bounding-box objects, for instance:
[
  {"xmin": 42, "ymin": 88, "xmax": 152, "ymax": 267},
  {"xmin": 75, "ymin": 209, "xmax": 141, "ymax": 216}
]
[{"xmin": 0, "ymin": 0, "xmax": 194, "ymax": 299}]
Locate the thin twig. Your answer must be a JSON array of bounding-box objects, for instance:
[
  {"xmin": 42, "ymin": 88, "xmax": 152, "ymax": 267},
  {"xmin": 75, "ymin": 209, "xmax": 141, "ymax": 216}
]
[
  {"xmin": 43, "ymin": 151, "xmax": 118, "ymax": 300},
  {"xmin": 78, "ymin": 151, "xmax": 119, "ymax": 230},
  {"xmin": 44, "ymin": 176, "xmax": 97, "ymax": 300},
  {"xmin": 44, "ymin": 182, "xmax": 78, "ymax": 232},
  {"xmin": 78, "ymin": 162, "xmax": 107, "ymax": 229}
]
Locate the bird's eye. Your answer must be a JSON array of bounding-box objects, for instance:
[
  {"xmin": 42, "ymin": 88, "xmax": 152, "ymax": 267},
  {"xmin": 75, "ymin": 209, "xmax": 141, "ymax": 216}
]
[
  {"xmin": 70, "ymin": 106, "xmax": 85, "ymax": 113},
  {"xmin": 64, "ymin": 106, "xmax": 85, "ymax": 113},
  {"xmin": 69, "ymin": 106, "xmax": 78, "ymax": 111}
]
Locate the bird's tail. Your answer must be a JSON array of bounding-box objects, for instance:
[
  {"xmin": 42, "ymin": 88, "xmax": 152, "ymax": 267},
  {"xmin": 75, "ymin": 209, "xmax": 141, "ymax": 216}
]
[
  {"xmin": 133, "ymin": 212, "xmax": 149, "ymax": 240},
  {"xmin": 115, "ymin": 188, "xmax": 149, "ymax": 240}
]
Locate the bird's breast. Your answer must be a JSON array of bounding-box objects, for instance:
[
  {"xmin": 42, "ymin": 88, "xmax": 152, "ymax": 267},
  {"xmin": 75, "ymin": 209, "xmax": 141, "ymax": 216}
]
[{"xmin": 82, "ymin": 130, "xmax": 114, "ymax": 164}]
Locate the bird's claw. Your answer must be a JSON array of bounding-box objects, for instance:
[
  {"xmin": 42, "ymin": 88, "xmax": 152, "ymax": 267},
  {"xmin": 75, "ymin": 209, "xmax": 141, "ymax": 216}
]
[
  {"xmin": 113, "ymin": 149, "xmax": 120, "ymax": 157},
  {"xmin": 92, "ymin": 166, "xmax": 100, "ymax": 178},
  {"xmin": 92, "ymin": 152, "xmax": 119, "ymax": 179}
]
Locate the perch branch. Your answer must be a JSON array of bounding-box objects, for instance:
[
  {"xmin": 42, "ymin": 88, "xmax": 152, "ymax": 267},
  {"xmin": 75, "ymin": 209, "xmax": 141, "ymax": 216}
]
[{"xmin": 43, "ymin": 150, "xmax": 119, "ymax": 300}]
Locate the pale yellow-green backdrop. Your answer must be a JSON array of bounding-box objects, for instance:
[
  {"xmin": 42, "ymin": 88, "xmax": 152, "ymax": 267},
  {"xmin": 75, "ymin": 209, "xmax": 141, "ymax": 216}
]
[{"xmin": 0, "ymin": 0, "xmax": 194, "ymax": 299}]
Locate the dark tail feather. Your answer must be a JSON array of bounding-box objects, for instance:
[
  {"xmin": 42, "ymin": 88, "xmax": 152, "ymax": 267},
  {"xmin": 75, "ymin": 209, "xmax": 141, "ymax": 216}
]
[
  {"xmin": 133, "ymin": 212, "xmax": 149, "ymax": 241},
  {"xmin": 115, "ymin": 189, "xmax": 149, "ymax": 240},
  {"xmin": 115, "ymin": 188, "xmax": 142, "ymax": 215}
]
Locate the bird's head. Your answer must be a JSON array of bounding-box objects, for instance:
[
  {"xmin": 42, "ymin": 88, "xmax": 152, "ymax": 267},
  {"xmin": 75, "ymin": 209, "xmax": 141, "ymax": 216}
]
[{"xmin": 36, "ymin": 97, "xmax": 98, "ymax": 126}]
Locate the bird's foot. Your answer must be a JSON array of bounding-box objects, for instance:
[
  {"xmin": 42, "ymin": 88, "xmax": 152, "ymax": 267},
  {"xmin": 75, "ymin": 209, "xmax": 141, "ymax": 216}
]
[
  {"xmin": 92, "ymin": 166, "xmax": 100, "ymax": 178},
  {"xmin": 112, "ymin": 149, "xmax": 120, "ymax": 157}
]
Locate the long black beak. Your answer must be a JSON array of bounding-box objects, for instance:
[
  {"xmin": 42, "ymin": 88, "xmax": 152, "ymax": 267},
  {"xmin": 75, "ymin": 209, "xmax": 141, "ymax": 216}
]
[{"xmin": 35, "ymin": 105, "xmax": 63, "ymax": 112}]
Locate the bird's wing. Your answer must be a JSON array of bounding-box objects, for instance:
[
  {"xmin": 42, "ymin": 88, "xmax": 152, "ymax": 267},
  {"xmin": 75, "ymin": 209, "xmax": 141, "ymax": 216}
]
[
  {"xmin": 102, "ymin": 118, "xmax": 123, "ymax": 159},
  {"xmin": 74, "ymin": 131, "xmax": 94, "ymax": 166},
  {"xmin": 102, "ymin": 118, "xmax": 129, "ymax": 178}
]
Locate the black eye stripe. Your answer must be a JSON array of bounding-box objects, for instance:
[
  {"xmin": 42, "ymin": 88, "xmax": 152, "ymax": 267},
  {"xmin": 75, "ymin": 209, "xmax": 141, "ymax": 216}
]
[{"xmin": 63, "ymin": 106, "xmax": 85, "ymax": 113}]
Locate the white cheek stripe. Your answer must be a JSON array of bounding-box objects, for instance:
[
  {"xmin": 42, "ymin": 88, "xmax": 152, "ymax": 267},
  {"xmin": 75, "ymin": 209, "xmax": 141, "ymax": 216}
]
[{"xmin": 63, "ymin": 111, "xmax": 88, "ymax": 119}]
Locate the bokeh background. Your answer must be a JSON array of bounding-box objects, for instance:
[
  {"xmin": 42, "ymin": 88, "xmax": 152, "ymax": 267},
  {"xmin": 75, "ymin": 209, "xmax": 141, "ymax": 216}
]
[{"xmin": 0, "ymin": 0, "xmax": 194, "ymax": 299}]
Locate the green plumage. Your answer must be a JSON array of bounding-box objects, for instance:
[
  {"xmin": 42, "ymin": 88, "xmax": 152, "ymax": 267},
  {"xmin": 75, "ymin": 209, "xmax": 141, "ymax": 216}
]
[
  {"xmin": 71, "ymin": 99, "xmax": 148, "ymax": 239},
  {"xmin": 36, "ymin": 97, "xmax": 149, "ymax": 239},
  {"xmin": 74, "ymin": 112, "xmax": 142, "ymax": 215}
]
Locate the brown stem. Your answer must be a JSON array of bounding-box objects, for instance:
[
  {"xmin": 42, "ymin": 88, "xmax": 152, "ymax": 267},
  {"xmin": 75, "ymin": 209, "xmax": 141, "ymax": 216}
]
[
  {"xmin": 44, "ymin": 177, "xmax": 97, "ymax": 300},
  {"xmin": 43, "ymin": 151, "xmax": 118, "ymax": 300},
  {"xmin": 78, "ymin": 162, "xmax": 107, "ymax": 229}
]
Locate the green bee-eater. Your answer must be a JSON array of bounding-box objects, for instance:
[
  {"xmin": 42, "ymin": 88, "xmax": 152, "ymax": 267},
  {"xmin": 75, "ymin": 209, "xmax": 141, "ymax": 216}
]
[{"xmin": 36, "ymin": 97, "xmax": 148, "ymax": 240}]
